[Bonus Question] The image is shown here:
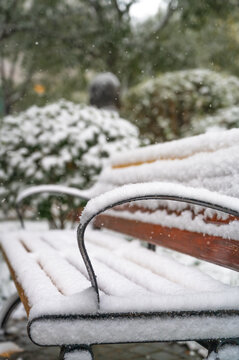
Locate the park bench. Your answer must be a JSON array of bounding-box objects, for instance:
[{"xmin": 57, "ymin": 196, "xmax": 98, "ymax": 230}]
[{"xmin": 1, "ymin": 129, "xmax": 239, "ymax": 360}]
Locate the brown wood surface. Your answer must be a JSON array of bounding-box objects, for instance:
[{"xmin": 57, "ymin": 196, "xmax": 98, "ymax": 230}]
[
  {"xmin": 94, "ymin": 214, "xmax": 239, "ymax": 272},
  {"xmin": 113, "ymin": 204, "xmax": 237, "ymax": 225},
  {"xmin": 112, "ymin": 150, "xmax": 216, "ymax": 169},
  {"xmin": 1, "ymin": 246, "xmax": 31, "ymax": 316}
]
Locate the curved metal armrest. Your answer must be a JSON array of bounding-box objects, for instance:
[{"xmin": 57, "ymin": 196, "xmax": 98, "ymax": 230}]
[
  {"xmin": 16, "ymin": 185, "xmax": 92, "ymax": 228},
  {"xmin": 77, "ymin": 182, "xmax": 239, "ymax": 304}
]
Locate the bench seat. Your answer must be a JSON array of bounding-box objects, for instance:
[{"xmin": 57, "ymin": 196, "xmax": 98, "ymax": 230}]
[{"xmin": 1, "ymin": 228, "xmax": 239, "ymax": 346}]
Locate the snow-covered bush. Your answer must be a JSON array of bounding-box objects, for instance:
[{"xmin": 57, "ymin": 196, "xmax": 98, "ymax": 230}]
[
  {"xmin": 185, "ymin": 106, "xmax": 239, "ymax": 136},
  {"xmin": 123, "ymin": 69, "xmax": 239, "ymax": 142},
  {"xmin": 0, "ymin": 99, "xmax": 139, "ymax": 226}
]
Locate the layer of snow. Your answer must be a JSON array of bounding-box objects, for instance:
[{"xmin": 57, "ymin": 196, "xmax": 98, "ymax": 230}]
[
  {"xmin": 1, "ymin": 223, "xmax": 239, "ymax": 346},
  {"xmin": 106, "ymin": 146, "xmax": 239, "ymax": 199},
  {"xmin": 17, "ymin": 185, "xmax": 92, "ymax": 204},
  {"xmin": 208, "ymin": 345, "xmax": 239, "ymax": 360},
  {"xmin": 90, "ymin": 129, "xmax": 239, "ymax": 240},
  {"xmin": 104, "ymin": 141, "xmax": 239, "ymax": 202},
  {"xmin": 81, "ymin": 182, "xmax": 239, "ymax": 226},
  {"xmin": 1, "ymin": 228, "xmax": 239, "ymax": 318},
  {"xmin": 30, "ymin": 315, "xmax": 239, "ymax": 346},
  {"xmin": 90, "ymin": 72, "xmax": 120, "ymax": 90},
  {"xmin": 111, "ymin": 127, "xmax": 239, "ymax": 166},
  {"xmin": 105, "ymin": 207, "xmax": 239, "ymax": 240}
]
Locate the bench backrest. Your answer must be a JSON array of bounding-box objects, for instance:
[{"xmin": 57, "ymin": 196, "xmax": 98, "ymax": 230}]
[{"xmin": 93, "ymin": 129, "xmax": 239, "ymax": 272}]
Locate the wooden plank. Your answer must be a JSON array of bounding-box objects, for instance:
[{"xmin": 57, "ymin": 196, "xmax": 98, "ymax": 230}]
[
  {"xmin": 111, "ymin": 150, "xmax": 216, "ymax": 169},
  {"xmin": 0, "ymin": 246, "xmax": 31, "ymax": 316},
  {"xmin": 0, "ymin": 236, "xmax": 64, "ymax": 316},
  {"xmin": 112, "ymin": 204, "xmax": 237, "ymax": 225},
  {"xmin": 21, "ymin": 235, "xmax": 91, "ymax": 295},
  {"xmin": 94, "ymin": 214, "xmax": 239, "ymax": 272}
]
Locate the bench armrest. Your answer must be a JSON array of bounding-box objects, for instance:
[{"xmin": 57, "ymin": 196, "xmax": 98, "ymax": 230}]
[
  {"xmin": 16, "ymin": 185, "xmax": 92, "ymax": 228},
  {"xmin": 77, "ymin": 182, "xmax": 239, "ymax": 303}
]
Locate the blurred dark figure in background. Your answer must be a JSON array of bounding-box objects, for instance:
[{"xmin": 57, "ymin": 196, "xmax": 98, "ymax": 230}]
[{"xmin": 89, "ymin": 72, "xmax": 120, "ymax": 111}]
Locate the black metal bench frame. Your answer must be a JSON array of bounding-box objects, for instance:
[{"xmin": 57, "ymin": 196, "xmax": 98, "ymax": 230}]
[{"xmin": 1, "ymin": 186, "xmax": 239, "ymax": 359}]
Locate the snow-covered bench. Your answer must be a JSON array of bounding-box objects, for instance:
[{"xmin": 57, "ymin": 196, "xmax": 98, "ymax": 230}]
[{"xmin": 1, "ymin": 129, "xmax": 239, "ymax": 360}]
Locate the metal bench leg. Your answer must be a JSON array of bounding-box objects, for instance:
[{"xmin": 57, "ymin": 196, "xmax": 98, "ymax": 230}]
[
  {"xmin": 147, "ymin": 243, "xmax": 156, "ymax": 251},
  {"xmin": 198, "ymin": 338, "xmax": 239, "ymax": 359},
  {"xmin": 60, "ymin": 345, "xmax": 94, "ymax": 360},
  {"xmin": 0, "ymin": 292, "xmax": 21, "ymax": 335}
]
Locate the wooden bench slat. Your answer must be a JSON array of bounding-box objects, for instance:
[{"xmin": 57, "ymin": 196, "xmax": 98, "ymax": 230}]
[
  {"xmin": 84, "ymin": 229, "xmax": 229, "ymax": 292},
  {"xmin": 89, "ymin": 244, "xmax": 193, "ymax": 295},
  {"xmin": 39, "ymin": 230, "xmax": 205, "ymax": 295},
  {"xmin": 1, "ymin": 235, "xmax": 62, "ymax": 316},
  {"xmin": 20, "ymin": 234, "xmax": 90, "ymax": 295},
  {"xmin": 3, "ymin": 230, "xmax": 236, "ymax": 316},
  {"xmin": 40, "ymin": 231, "xmax": 78, "ymax": 252},
  {"xmin": 40, "ymin": 230, "xmax": 163, "ymax": 296},
  {"xmin": 6, "ymin": 227, "xmax": 229, "ymax": 308},
  {"xmin": 41, "ymin": 228, "xmax": 127, "ymax": 252},
  {"xmin": 110, "ymin": 130, "xmax": 239, "ymax": 168},
  {"xmin": 1, "ymin": 247, "xmax": 31, "ymax": 316},
  {"xmin": 95, "ymin": 214, "xmax": 239, "ymax": 272},
  {"xmin": 62, "ymin": 250, "xmax": 151, "ymax": 297},
  {"xmin": 85, "ymin": 230, "xmax": 228, "ymax": 293},
  {"xmin": 121, "ymin": 246, "xmax": 230, "ymax": 292},
  {"xmin": 32, "ymin": 231, "xmax": 154, "ymax": 296}
]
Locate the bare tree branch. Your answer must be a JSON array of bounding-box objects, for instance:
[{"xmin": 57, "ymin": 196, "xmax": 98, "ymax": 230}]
[
  {"xmin": 111, "ymin": 0, "xmax": 123, "ymax": 20},
  {"xmin": 0, "ymin": 23, "xmax": 33, "ymax": 42},
  {"xmin": 0, "ymin": 53, "xmax": 6, "ymax": 84},
  {"xmin": 154, "ymin": 0, "xmax": 176, "ymax": 34},
  {"xmin": 111, "ymin": 0, "xmax": 139, "ymax": 19},
  {"xmin": 4, "ymin": 56, "xmax": 35, "ymax": 114},
  {"xmin": 123, "ymin": 0, "xmax": 139, "ymax": 15},
  {"xmin": 0, "ymin": 0, "xmax": 19, "ymax": 42},
  {"xmin": 9, "ymin": 52, "xmax": 19, "ymax": 82},
  {"xmin": 87, "ymin": 0, "xmax": 105, "ymax": 25}
]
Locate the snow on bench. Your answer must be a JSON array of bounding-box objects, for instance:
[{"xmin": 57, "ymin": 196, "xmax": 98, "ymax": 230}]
[
  {"xmin": 1, "ymin": 129, "xmax": 239, "ymax": 359},
  {"xmin": 2, "ymin": 184, "xmax": 239, "ymax": 360},
  {"xmin": 2, "ymin": 223, "xmax": 235, "ymax": 316},
  {"xmin": 92, "ymin": 129, "xmax": 239, "ymax": 272},
  {"xmin": 1, "ymin": 223, "xmax": 239, "ymax": 345}
]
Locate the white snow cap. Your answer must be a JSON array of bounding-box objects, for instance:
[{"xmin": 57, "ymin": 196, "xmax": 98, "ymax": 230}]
[
  {"xmin": 94, "ymin": 129, "xmax": 239, "ymax": 204},
  {"xmin": 16, "ymin": 184, "xmax": 91, "ymax": 204},
  {"xmin": 90, "ymin": 72, "xmax": 120, "ymax": 88},
  {"xmin": 110, "ymin": 128, "xmax": 239, "ymax": 166},
  {"xmin": 80, "ymin": 182, "xmax": 239, "ymax": 226}
]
